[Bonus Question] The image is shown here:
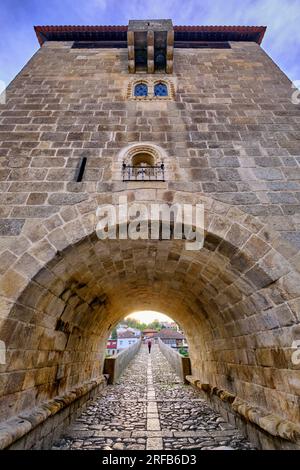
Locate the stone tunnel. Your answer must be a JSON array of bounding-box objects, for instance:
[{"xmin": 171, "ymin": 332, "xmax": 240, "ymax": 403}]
[{"xmin": 1, "ymin": 193, "xmax": 300, "ymax": 449}]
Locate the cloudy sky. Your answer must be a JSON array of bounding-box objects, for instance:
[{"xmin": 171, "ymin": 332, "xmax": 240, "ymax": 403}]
[
  {"xmin": 0, "ymin": 0, "xmax": 300, "ymax": 87},
  {"xmin": 126, "ymin": 311, "xmax": 173, "ymax": 324}
]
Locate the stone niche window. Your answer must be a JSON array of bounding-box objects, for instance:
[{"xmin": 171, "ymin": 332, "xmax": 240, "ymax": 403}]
[
  {"xmin": 121, "ymin": 145, "xmax": 165, "ymax": 181},
  {"xmin": 132, "ymin": 152, "xmax": 155, "ymax": 167},
  {"xmin": 128, "ymin": 79, "xmax": 174, "ymax": 101}
]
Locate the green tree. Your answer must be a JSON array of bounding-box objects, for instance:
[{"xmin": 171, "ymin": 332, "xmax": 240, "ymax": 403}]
[
  {"xmin": 110, "ymin": 328, "xmax": 117, "ymax": 339},
  {"xmin": 148, "ymin": 319, "xmax": 162, "ymax": 331},
  {"xmin": 123, "ymin": 318, "xmax": 147, "ymax": 330},
  {"xmin": 179, "ymin": 347, "xmax": 189, "ymax": 357}
]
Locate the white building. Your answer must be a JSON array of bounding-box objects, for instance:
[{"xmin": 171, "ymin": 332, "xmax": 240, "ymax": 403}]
[
  {"xmin": 158, "ymin": 328, "xmax": 187, "ymax": 350},
  {"xmin": 117, "ymin": 330, "xmax": 140, "ymax": 350}
]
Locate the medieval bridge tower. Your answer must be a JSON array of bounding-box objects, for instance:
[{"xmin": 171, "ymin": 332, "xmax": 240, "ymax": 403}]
[{"xmin": 0, "ymin": 19, "xmax": 300, "ymax": 449}]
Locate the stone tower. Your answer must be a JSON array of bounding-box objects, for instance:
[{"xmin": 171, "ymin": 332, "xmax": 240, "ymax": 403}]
[{"xmin": 0, "ymin": 20, "xmax": 300, "ymax": 449}]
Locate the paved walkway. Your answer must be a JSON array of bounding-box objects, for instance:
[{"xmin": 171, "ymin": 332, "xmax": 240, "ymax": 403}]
[{"xmin": 53, "ymin": 345, "xmax": 254, "ymax": 450}]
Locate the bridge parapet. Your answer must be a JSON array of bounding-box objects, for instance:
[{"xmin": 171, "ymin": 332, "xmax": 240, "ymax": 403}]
[
  {"xmin": 157, "ymin": 338, "xmax": 191, "ymax": 383},
  {"xmin": 103, "ymin": 339, "xmax": 141, "ymax": 384}
]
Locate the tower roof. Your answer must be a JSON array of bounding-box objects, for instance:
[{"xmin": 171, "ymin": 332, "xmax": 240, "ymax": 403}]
[{"xmin": 34, "ymin": 24, "xmax": 266, "ymax": 47}]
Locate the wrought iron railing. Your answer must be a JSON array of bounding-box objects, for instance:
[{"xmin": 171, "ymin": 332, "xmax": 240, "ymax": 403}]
[{"xmin": 122, "ymin": 163, "xmax": 165, "ymax": 181}]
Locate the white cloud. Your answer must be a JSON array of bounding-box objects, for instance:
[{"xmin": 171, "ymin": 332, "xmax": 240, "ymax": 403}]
[
  {"xmin": 110, "ymin": 0, "xmax": 300, "ymax": 80},
  {"xmin": 1, "ymin": 0, "xmax": 299, "ymax": 84}
]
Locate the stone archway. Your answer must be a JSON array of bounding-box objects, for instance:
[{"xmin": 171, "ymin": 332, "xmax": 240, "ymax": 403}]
[
  {"xmin": 112, "ymin": 142, "xmax": 174, "ymax": 182},
  {"xmin": 0, "ymin": 192, "xmax": 299, "ymax": 449}
]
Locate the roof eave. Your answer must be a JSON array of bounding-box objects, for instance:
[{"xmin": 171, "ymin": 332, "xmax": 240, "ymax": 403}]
[{"xmin": 34, "ymin": 24, "xmax": 267, "ymax": 46}]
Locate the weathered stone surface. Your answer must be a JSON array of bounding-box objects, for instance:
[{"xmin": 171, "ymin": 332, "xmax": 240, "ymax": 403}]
[
  {"xmin": 0, "ymin": 219, "xmax": 25, "ymax": 236},
  {"xmin": 26, "ymin": 193, "xmax": 48, "ymax": 205},
  {"xmin": 48, "ymin": 193, "xmax": 88, "ymax": 205}
]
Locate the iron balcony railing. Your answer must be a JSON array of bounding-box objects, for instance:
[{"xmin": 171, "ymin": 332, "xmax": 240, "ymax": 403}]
[{"xmin": 122, "ymin": 163, "xmax": 165, "ymax": 182}]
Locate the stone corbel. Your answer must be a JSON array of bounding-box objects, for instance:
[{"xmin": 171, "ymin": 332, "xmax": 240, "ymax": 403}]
[
  {"xmin": 127, "ymin": 30, "xmax": 135, "ymax": 74},
  {"xmin": 166, "ymin": 29, "xmax": 174, "ymax": 74},
  {"xmin": 147, "ymin": 30, "xmax": 154, "ymax": 74}
]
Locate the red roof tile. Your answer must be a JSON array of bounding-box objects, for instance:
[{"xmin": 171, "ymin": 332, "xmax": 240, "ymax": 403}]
[
  {"xmin": 118, "ymin": 330, "xmax": 138, "ymax": 338},
  {"xmin": 158, "ymin": 328, "xmax": 184, "ymax": 339}
]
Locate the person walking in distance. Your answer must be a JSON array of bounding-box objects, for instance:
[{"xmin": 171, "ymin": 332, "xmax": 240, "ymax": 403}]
[{"xmin": 148, "ymin": 339, "xmax": 152, "ymax": 354}]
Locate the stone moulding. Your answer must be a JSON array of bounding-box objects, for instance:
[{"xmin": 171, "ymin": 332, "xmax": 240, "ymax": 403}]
[
  {"xmin": 0, "ymin": 376, "xmax": 106, "ymax": 450},
  {"xmin": 122, "ymin": 143, "xmax": 163, "ymax": 166},
  {"xmin": 231, "ymin": 397, "xmax": 300, "ymax": 442},
  {"xmin": 185, "ymin": 375, "xmax": 300, "ymax": 444}
]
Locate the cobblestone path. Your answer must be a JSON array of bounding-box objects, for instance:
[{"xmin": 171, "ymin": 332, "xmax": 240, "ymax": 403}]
[{"xmin": 53, "ymin": 345, "xmax": 255, "ymax": 450}]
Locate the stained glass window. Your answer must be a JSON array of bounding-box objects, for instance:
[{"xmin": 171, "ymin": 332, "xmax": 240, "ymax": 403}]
[
  {"xmin": 134, "ymin": 83, "xmax": 148, "ymax": 97},
  {"xmin": 154, "ymin": 83, "xmax": 168, "ymax": 97}
]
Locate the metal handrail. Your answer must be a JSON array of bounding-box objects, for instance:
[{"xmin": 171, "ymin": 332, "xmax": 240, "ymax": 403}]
[{"xmin": 122, "ymin": 163, "xmax": 165, "ymax": 181}]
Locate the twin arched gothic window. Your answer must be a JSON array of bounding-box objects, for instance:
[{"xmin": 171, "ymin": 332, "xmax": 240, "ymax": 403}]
[{"xmin": 133, "ymin": 82, "xmax": 169, "ymax": 98}]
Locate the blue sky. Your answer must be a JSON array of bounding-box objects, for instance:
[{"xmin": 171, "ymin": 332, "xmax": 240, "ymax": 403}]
[{"xmin": 0, "ymin": 0, "xmax": 300, "ymax": 87}]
